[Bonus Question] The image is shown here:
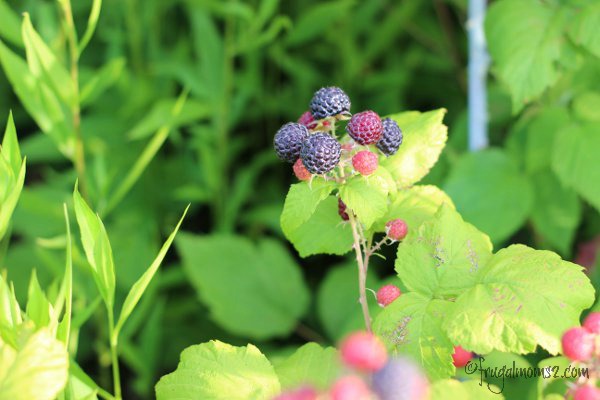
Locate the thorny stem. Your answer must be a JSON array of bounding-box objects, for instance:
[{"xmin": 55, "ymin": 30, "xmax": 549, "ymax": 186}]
[{"xmin": 59, "ymin": 0, "xmax": 88, "ymax": 199}]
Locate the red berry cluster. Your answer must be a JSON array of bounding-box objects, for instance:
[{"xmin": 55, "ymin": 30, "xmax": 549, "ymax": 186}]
[
  {"xmin": 561, "ymin": 312, "xmax": 600, "ymax": 399},
  {"xmin": 274, "ymin": 331, "xmax": 429, "ymax": 400}
]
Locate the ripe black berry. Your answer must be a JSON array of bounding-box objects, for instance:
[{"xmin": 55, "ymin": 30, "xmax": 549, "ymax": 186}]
[
  {"xmin": 274, "ymin": 123, "xmax": 310, "ymax": 163},
  {"xmin": 300, "ymin": 133, "xmax": 341, "ymax": 174},
  {"xmin": 377, "ymin": 118, "xmax": 403, "ymax": 156},
  {"xmin": 310, "ymin": 87, "xmax": 351, "ymax": 119}
]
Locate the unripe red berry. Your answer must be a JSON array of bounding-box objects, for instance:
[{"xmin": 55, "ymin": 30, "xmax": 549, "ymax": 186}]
[
  {"xmin": 293, "ymin": 158, "xmax": 312, "ymax": 181},
  {"xmin": 352, "ymin": 150, "xmax": 378, "ymax": 176},
  {"xmin": 340, "ymin": 331, "xmax": 388, "ymax": 372},
  {"xmin": 329, "ymin": 376, "xmax": 372, "ymax": 400},
  {"xmin": 338, "ymin": 198, "xmax": 350, "ymax": 221},
  {"xmin": 573, "ymin": 385, "xmax": 600, "ymax": 400},
  {"xmin": 451, "ymin": 346, "xmax": 474, "ymax": 367},
  {"xmin": 298, "ymin": 111, "xmax": 316, "ymax": 129},
  {"xmin": 274, "ymin": 386, "xmax": 318, "ymax": 400},
  {"xmin": 376, "ymin": 285, "xmax": 402, "ymax": 307},
  {"xmin": 346, "ymin": 110, "xmax": 383, "ymax": 145},
  {"xmin": 583, "ymin": 312, "xmax": 600, "ymax": 334},
  {"xmin": 385, "ymin": 219, "xmax": 408, "ymax": 241},
  {"xmin": 562, "ymin": 327, "xmax": 595, "ymax": 361}
]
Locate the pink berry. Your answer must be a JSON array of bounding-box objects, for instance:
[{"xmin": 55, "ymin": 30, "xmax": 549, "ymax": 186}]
[
  {"xmin": 274, "ymin": 386, "xmax": 318, "ymax": 400},
  {"xmin": 562, "ymin": 327, "xmax": 595, "ymax": 361},
  {"xmin": 385, "ymin": 219, "xmax": 408, "ymax": 241},
  {"xmin": 338, "ymin": 198, "xmax": 350, "ymax": 221},
  {"xmin": 340, "ymin": 331, "xmax": 388, "ymax": 372},
  {"xmin": 352, "ymin": 150, "xmax": 378, "ymax": 176},
  {"xmin": 574, "ymin": 385, "xmax": 600, "ymax": 400},
  {"xmin": 329, "ymin": 376, "xmax": 372, "ymax": 400},
  {"xmin": 298, "ymin": 111, "xmax": 316, "ymax": 129},
  {"xmin": 376, "ymin": 285, "xmax": 402, "ymax": 307},
  {"xmin": 293, "ymin": 158, "xmax": 312, "ymax": 181},
  {"xmin": 346, "ymin": 110, "xmax": 383, "ymax": 145},
  {"xmin": 583, "ymin": 312, "xmax": 600, "ymax": 334},
  {"xmin": 451, "ymin": 346, "xmax": 474, "ymax": 367}
]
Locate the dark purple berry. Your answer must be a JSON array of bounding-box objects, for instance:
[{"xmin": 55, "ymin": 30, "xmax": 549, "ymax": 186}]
[
  {"xmin": 310, "ymin": 87, "xmax": 351, "ymax": 120},
  {"xmin": 274, "ymin": 123, "xmax": 310, "ymax": 163},
  {"xmin": 346, "ymin": 110, "xmax": 383, "ymax": 145},
  {"xmin": 300, "ymin": 133, "xmax": 341, "ymax": 174},
  {"xmin": 377, "ymin": 118, "xmax": 403, "ymax": 156},
  {"xmin": 338, "ymin": 198, "xmax": 349, "ymax": 221}
]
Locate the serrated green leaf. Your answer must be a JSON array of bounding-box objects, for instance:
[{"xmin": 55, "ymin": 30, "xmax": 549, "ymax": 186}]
[
  {"xmin": 522, "ymin": 107, "xmax": 570, "ymax": 174},
  {"xmin": 552, "ymin": 121, "xmax": 600, "ymax": 211},
  {"xmin": 485, "ymin": 0, "xmax": 567, "ymax": 111},
  {"xmin": 177, "ymin": 234, "xmax": 309, "ymax": 339},
  {"xmin": 274, "ymin": 343, "xmax": 339, "ymax": 390},
  {"xmin": 444, "ymin": 244, "xmax": 595, "ymax": 355},
  {"xmin": 115, "ymin": 206, "xmax": 188, "ymax": 336},
  {"xmin": 373, "ymin": 292, "xmax": 455, "ymax": 380},
  {"xmin": 280, "ymin": 180, "xmax": 335, "ymax": 233},
  {"xmin": 568, "ymin": 1, "xmax": 600, "ymax": 58},
  {"xmin": 340, "ymin": 174, "xmax": 387, "ymax": 229},
  {"xmin": 380, "ymin": 109, "xmax": 447, "ymax": 187},
  {"xmin": 373, "ymin": 185, "xmax": 454, "ymax": 235},
  {"xmin": 155, "ymin": 340, "xmax": 280, "ymax": 400},
  {"xmin": 444, "ymin": 149, "xmax": 533, "ymax": 244},
  {"xmin": 317, "ymin": 263, "xmax": 381, "ymax": 341},
  {"xmin": 530, "ymin": 171, "xmax": 581, "ymax": 256},
  {"xmin": 72, "ymin": 187, "xmax": 115, "ymax": 307},
  {"xmin": 0, "ymin": 329, "xmax": 69, "ymax": 400},
  {"xmin": 395, "ymin": 205, "xmax": 493, "ymax": 297},
  {"xmin": 283, "ymin": 196, "xmax": 354, "ymax": 257},
  {"xmin": 431, "ymin": 379, "xmax": 503, "ymax": 400},
  {"xmin": 25, "ymin": 270, "xmax": 51, "ymax": 329}
]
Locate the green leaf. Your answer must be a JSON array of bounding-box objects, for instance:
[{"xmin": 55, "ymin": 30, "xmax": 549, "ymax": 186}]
[
  {"xmin": 22, "ymin": 14, "xmax": 76, "ymax": 107},
  {"xmin": 80, "ymin": 58, "xmax": 125, "ymax": 107},
  {"xmin": 25, "ymin": 270, "xmax": 51, "ymax": 329},
  {"xmin": 177, "ymin": 234, "xmax": 309, "ymax": 339},
  {"xmin": 536, "ymin": 356, "xmax": 573, "ymax": 399},
  {"xmin": 395, "ymin": 205, "xmax": 492, "ymax": 298},
  {"xmin": 431, "ymin": 379, "xmax": 503, "ymax": 400},
  {"xmin": 0, "ymin": 329, "xmax": 69, "ymax": 400},
  {"xmin": 273, "ymin": 343, "xmax": 339, "ymax": 390},
  {"xmin": 339, "ymin": 174, "xmax": 387, "ymax": 229},
  {"xmin": 317, "ymin": 263, "xmax": 381, "ymax": 340},
  {"xmin": 78, "ymin": 0, "xmax": 102, "ymax": 54},
  {"xmin": 115, "ymin": 206, "xmax": 188, "ymax": 335},
  {"xmin": 72, "ymin": 187, "xmax": 115, "ymax": 307},
  {"xmin": 0, "ymin": 113, "xmax": 25, "ymax": 242},
  {"xmin": 552, "ymin": 121, "xmax": 600, "ymax": 212},
  {"xmin": 373, "ymin": 292, "xmax": 455, "ymax": 380},
  {"xmin": 568, "ymin": 1, "xmax": 600, "ymax": 58},
  {"xmin": 530, "ymin": 170, "xmax": 581, "ymax": 256},
  {"xmin": 280, "ymin": 180, "xmax": 335, "ymax": 233},
  {"xmin": 282, "ymin": 196, "xmax": 354, "ymax": 257},
  {"xmin": 285, "ymin": 0, "xmax": 353, "ymax": 46},
  {"xmin": 1, "ymin": 111, "xmax": 21, "ymax": 175},
  {"xmin": 485, "ymin": 0, "xmax": 567, "ymax": 111},
  {"xmin": 380, "ymin": 109, "xmax": 448, "ymax": 187},
  {"xmin": 56, "ymin": 204, "xmax": 73, "ymax": 345},
  {"xmin": 0, "ymin": 1, "xmax": 22, "ymax": 46},
  {"xmin": 0, "ymin": 275, "xmax": 22, "ymax": 331},
  {"xmin": 373, "ymin": 185, "xmax": 455, "ymax": 236},
  {"xmin": 444, "ymin": 149, "xmax": 533, "ymax": 244},
  {"xmin": 522, "ymin": 107, "xmax": 570, "ymax": 174},
  {"xmin": 443, "ymin": 244, "xmax": 595, "ymax": 355},
  {"xmin": 155, "ymin": 340, "xmax": 280, "ymax": 400}
]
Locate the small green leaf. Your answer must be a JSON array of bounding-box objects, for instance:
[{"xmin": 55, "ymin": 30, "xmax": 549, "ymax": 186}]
[
  {"xmin": 274, "ymin": 343, "xmax": 339, "ymax": 390},
  {"xmin": 283, "ymin": 196, "xmax": 354, "ymax": 257},
  {"xmin": 444, "ymin": 244, "xmax": 595, "ymax": 355},
  {"xmin": 0, "ymin": 329, "xmax": 69, "ymax": 400},
  {"xmin": 78, "ymin": 0, "xmax": 102, "ymax": 54},
  {"xmin": 340, "ymin": 174, "xmax": 387, "ymax": 229},
  {"xmin": 80, "ymin": 58, "xmax": 125, "ymax": 107},
  {"xmin": 0, "ymin": 275, "xmax": 22, "ymax": 330},
  {"xmin": 177, "ymin": 234, "xmax": 309, "ymax": 339},
  {"xmin": 380, "ymin": 109, "xmax": 448, "ymax": 187},
  {"xmin": 56, "ymin": 204, "xmax": 73, "ymax": 345},
  {"xmin": 115, "ymin": 206, "xmax": 188, "ymax": 335},
  {"xmin": 72, "ymin": 186, "xmax": 115, "ymax": 307},
  {"xmin": 155, "ymin": 340, "xmax": 280, "ymax": 400},
  {"xmin": 444, "ymin": 149, "xmax": 533, "ymax": 244},
  {"xmin": 373, "ymin": 292, "xmax": 455, "ymax": 380},
  {"xmin": 280, "ymin": 180, "xmax": 335, "ymax": 232},
  {"xmin": 1, "ymin": 111, "xmax": 21, "ymax": 175},
  {"xmin": 431, "ymin": 379, "xmax": 503, "ymax": 400},
  {"xmin": 25, "ymin": 270, "xmax": 51, "ymax": 329},
  {"xmin": 485, "ymin": 0, "xmax": 567, "ymax": 111}
]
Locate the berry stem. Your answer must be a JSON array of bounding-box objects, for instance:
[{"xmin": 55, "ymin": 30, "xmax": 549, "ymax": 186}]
[
  {"xmin": 367, "ymin": 236, "xmax": 389, "ymax": 257},
  {"xmin": 348, "ymin": 212, "xmax": 372, "ymax": 333}
]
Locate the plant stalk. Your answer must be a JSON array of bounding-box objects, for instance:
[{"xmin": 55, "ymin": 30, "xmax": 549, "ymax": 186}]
[
  {"xmin": 107, "ymin": 309, "xmax": 122, "ymax": 400},
  {"xmin": 348, "ymin": 212, "xmax": 372, "ymax": 332}
]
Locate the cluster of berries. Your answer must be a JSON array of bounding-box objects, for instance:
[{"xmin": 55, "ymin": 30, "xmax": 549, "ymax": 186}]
[
  {"xmin": 274, "ymin": 331, "xmax": 429, "ymax": 400},
  {"xmin": 561, "ymin": 312, "xmax": 600, "ymax": 400},
  {"xmin": 274, "ymin": 87, "xmax": 403, "ymax": 179}
]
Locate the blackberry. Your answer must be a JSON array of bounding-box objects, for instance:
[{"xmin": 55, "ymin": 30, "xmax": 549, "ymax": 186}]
[
  {"xmin": 310, "ymin": 87, "xmax": 351, "ymax": 119},
  {"xmin": 274, "ymin": 123, "xmax": 310, "ymax": 163},
  {"xmin": 300, "ymin": 133, "xmax": 341, "ymax": 174},
  {"xmin": 346, "ymin": 110, "xmax": 383, "ymax": 145},
  {"xmin": 377, "ymin": 118, "xmax": 403, "ymax": 156}
]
